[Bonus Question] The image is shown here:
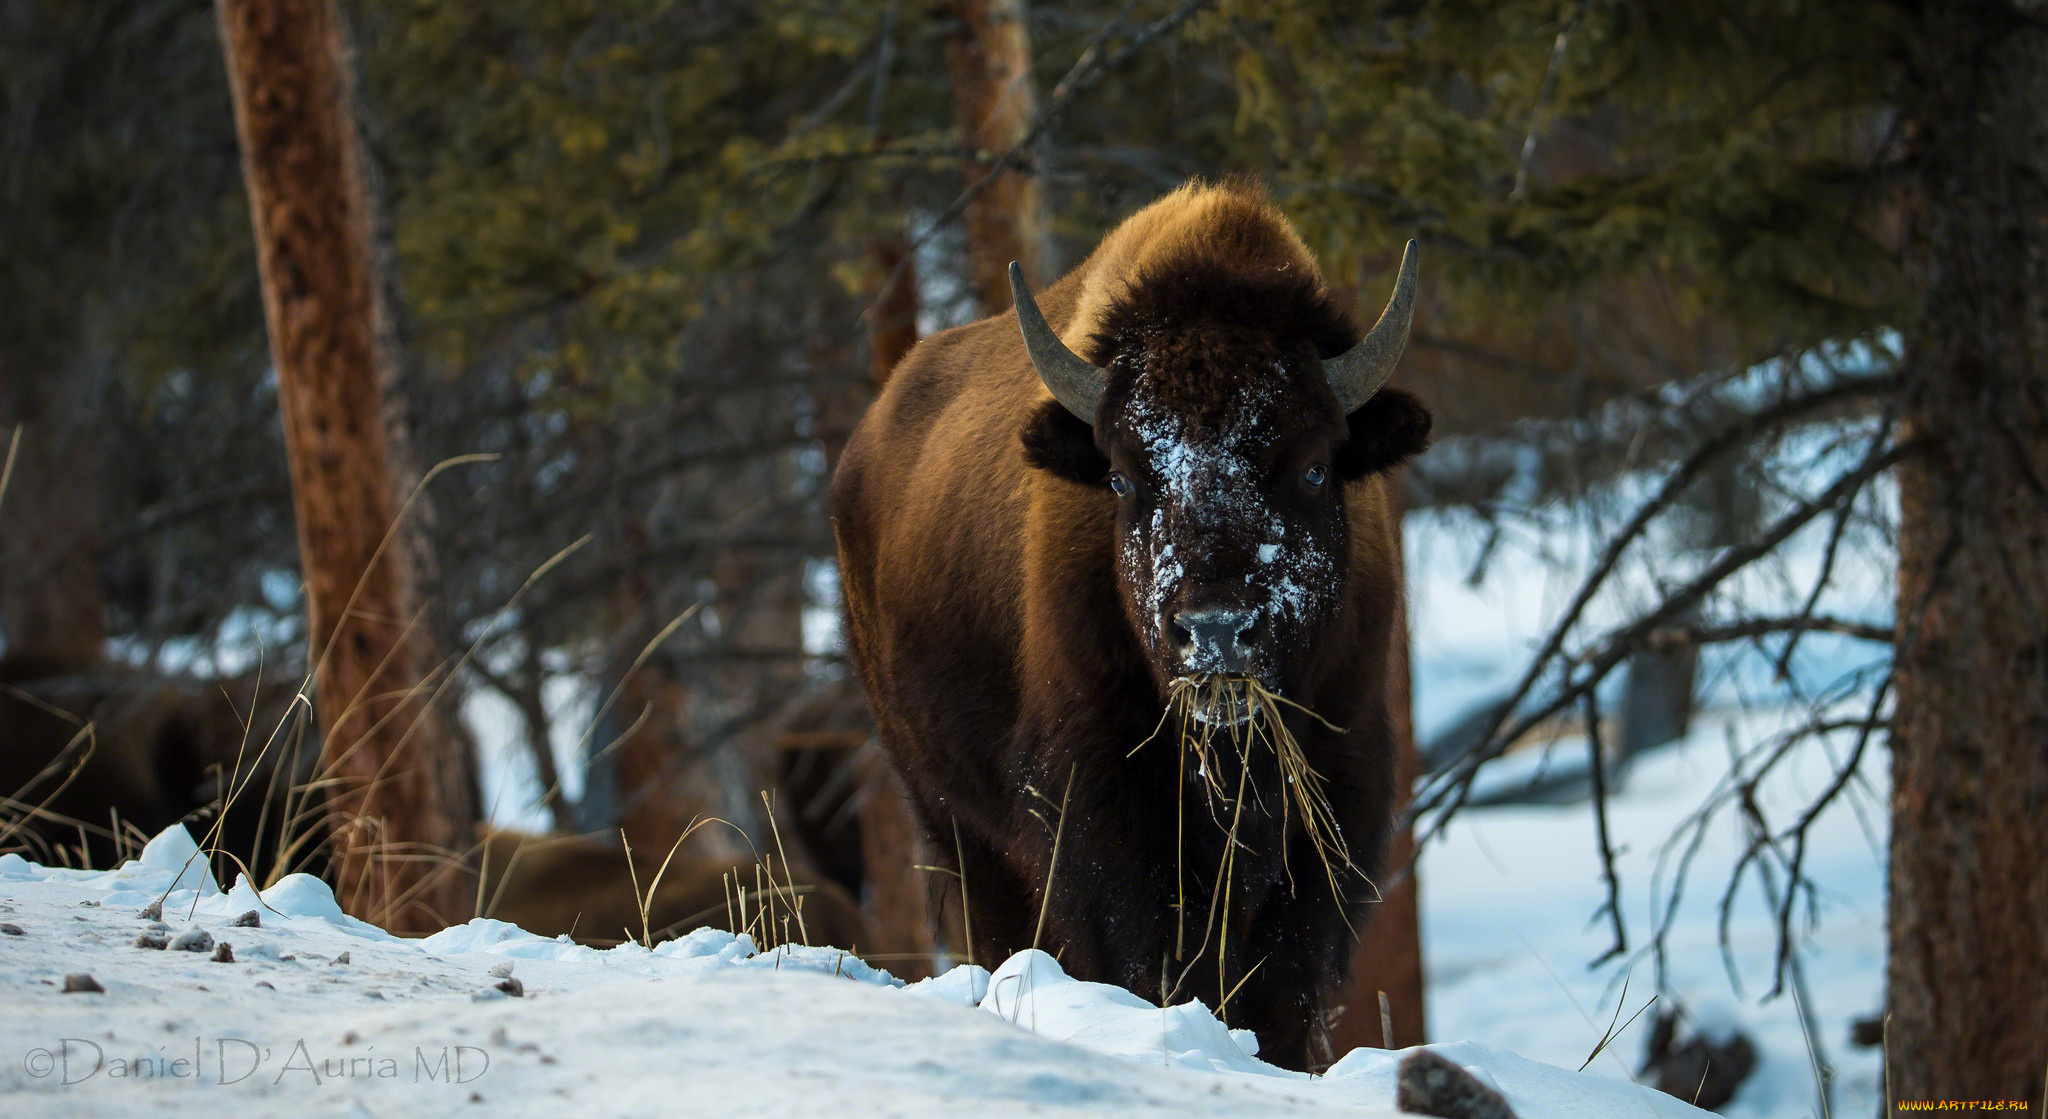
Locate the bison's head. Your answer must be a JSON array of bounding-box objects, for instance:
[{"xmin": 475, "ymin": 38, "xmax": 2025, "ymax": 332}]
[{"xmin": 1017, "ymin": 246, "xmax": 1431, "ymax": 711}]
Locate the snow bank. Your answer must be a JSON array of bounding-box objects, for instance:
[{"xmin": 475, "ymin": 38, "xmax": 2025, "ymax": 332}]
[{"xmin": 0, "ymin": 825, "xmax": 1716, "ymax": 1118}]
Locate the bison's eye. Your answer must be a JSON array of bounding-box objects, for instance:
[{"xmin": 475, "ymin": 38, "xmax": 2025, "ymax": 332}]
[
  {"xmin": 1303, "ymin": 463, "xmax": 1329, "ymax": 488},
  {"xmin": 1108, "ymin": 470, "xmax": 1133, "ymax": 498}
]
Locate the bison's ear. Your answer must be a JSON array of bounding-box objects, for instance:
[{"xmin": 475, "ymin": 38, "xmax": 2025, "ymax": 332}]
[
  {"xmin": 1021, "ymin": 399, "xmax": 1110, "ymax": 485},
  {"xmin": 1335, "ymin": 387, "xmax": 1432, "ymax": 479}
]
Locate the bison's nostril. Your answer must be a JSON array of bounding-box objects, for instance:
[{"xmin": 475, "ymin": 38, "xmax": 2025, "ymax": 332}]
[{"xmin": 1172, "ymin": 608, "xmax": 1259, "ymax": 673}]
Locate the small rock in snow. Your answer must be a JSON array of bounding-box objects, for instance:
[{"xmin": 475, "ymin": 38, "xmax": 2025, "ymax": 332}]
[
  {"xmin": 331, "ymin": 951, "xmax": 350, "ymax": 965},
  {"xmin": 62, "ymin": 973, "xmax": 105, "ymax": 994},
  {"xmin": 487, "ymin": 961, "xmax": 514, "ymax": 978},
  {"xmin": 232, "ymin": 909, "xmax": 261, "ymax": 928},
  {"xmin": 133, "ymin": 933, "xmax": 169, "ymax": 950},
  {"xmin": 471, "ymin": 986, "xmax": 507, "ymax": 1003},
  {"xmin": 494, "ymin": 977, "xmax": 524, "ymax": 998},
  {"xmin": 256, "ymin": 980, "xmax": 276, "ymax": 990},
  {"xmin": 212, "ymin": 942, "xmax": 234, "ymax": 963},
  {"xmin": 1397, "ymin": 1049, "xmax": 1518, "ymax": 1119},
  {"xmin": 0, "ymin": 922, "xmax": 23, "ymax": 935},
  {"xmin": 77, "ymin": 900, "xmax": 99, "ymax": 907},
  {"xmin": 168, "ymin": 927, "xmax": 215, "ymax": 953},
  {"xmin": 138, "ymin": 900, "xmax": 163, "ymax": 921}
]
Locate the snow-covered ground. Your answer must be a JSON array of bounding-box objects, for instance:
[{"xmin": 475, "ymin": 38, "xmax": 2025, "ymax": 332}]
[{"xmin": 1, "ymin": 826, "xmax": 1713, "ymax": 1117}]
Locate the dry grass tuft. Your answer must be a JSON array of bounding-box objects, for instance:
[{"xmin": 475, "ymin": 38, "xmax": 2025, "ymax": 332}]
[
  {"xmin": 1133, "ymin": 674, "xmax": 1369, "ymax": 1015},
  {"xmin": 1154, "ymin": 674, "xmax": 1358, "ymax": 902}
]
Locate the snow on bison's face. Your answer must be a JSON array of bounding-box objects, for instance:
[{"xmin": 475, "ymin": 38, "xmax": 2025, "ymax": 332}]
[{"xmin": 1013, "ymin": 245, "xmax": 1431, "ymax": 709}]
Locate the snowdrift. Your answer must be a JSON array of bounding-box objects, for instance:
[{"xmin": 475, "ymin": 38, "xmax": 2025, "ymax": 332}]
[{"xmin": 0, "ymin": 824, "xmax": 1713, "ymax": 1117}]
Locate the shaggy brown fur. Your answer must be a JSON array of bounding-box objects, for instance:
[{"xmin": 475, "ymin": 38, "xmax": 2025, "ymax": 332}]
[{"xmin": 831, "ymin": 180, "xmax": 1429, "ymax": 1070}]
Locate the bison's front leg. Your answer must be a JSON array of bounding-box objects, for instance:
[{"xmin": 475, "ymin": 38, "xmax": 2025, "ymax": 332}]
[
  {"xmin": 984, "ymin": 788, "xmax": 1184, "ymax": 1002},
  {"xmin": 1230, "ymin": 865, "xmax": 1367, "ymax": 1072}
]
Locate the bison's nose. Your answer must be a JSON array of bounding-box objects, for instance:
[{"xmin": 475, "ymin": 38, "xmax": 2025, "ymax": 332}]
[{"xmin": 1170, "ymin": 608, "xmax": 1261, "ymax": 674}]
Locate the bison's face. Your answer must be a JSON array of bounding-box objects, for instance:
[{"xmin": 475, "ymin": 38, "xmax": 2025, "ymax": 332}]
[
  {"xmin": 1014, "ymin": 248, "xmax": 1431, "ymax": 707},
  {"xmin": 1102, "ymin": 358, "xmax": 1351, "ymax": 696},
  {"xmin": 1039, "ymin": 350, "xmax": 1430, "ymax": 704}
]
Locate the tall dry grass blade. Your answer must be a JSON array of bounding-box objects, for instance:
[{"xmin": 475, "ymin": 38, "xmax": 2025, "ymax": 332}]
[
  {"xmin": 1216, "ymin": 953, "xmax": 1267, "ymax": 1018},
  {"xmin": 952, "ymin": 819, "xmax": 975, "ymax": 970},
  {"xmin": 1579, "ymin": 978, "xmax": 1656, "ymax": 1072},
  {"xmin": 371, "ymin": 534, "xmax": 591, "ymax": 796},
  {"xmin": 569, "ymin": 604, "xmax": 701, "ymax": 779},
  {"xmin": 620, "ymin": 829, "xmax": 647, "ymax": 945},
  {"xmin": 617, "ymin": 815, "xmax": 721, "ymax": 948},
  {"xmin": 760, "ymin": 790, "xmax": 810, "ymax": 947},
  {"xmin": 0, "ymin": 423, "xmax": 19, "ymax": 512},
  {"xmin": 1031, "ymin": 766, "xmax": 1076, "ymax": 952}
]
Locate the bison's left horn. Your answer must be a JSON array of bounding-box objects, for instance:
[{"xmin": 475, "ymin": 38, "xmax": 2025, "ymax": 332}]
[
  {"xmin": 1011, "ymin": 261, "xmax": 1106, "ymax": 423},
  {"xmin": 1323, "ymin": 240, "xmax": 1420, "ymax": 413}
]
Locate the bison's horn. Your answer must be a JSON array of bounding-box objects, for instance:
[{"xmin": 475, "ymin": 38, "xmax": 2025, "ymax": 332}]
[
  {"xmin": 1323, "ymin": 239, "xmax": 1420, "ymax": 413},
  {"xmin": 1010, "ymin": 261, "xmax": 1106, "ymax": 423}
]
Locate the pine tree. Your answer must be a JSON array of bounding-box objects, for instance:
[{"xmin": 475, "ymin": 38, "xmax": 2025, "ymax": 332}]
[
  {"xmin": 1887, "ymin": 2, "xmax": 2048, "ymax": 1106},
  {"xmin": 215, "ymin": 0, "xmax": 474, "ymax": 932}
]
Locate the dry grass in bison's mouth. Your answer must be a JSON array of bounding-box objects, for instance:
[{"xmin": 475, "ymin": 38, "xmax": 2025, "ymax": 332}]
[{"xmin": 1131, "ymin": 675, "xmax": 1369, "ymax": 1009}]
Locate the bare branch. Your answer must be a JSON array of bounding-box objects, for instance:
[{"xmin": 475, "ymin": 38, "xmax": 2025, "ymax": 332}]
[
  {"xmin": 1583, "ymin": 691, "xmax": 1627, "ymax": 968},
  {"xmin": 1412, "ymin": 431, "xmax": 1908, "ymax": 841},
  {"xmin": 1644, "ymin": 615, "xmax": 1893, "ymax": 651}
]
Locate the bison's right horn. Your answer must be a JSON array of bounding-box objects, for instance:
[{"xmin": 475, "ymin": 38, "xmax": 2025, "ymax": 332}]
[
  {"xmin": 1011, "ymin": 261, "xmax": 1106, "ymax": 423},
  {"xmin": 1323, "ymin": 239, "xmax": 1419, "ymax": 413}
]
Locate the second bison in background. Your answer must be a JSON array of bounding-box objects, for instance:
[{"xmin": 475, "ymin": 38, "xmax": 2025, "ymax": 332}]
[{"xmin": 831, "ymin": 180, "xmax": 1430, "ymax": 1070}]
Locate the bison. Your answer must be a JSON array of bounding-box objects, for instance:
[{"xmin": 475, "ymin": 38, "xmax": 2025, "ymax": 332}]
[{"xmin": 830, "ymin": 180, "xmax": 1430, "ymax": 1070}]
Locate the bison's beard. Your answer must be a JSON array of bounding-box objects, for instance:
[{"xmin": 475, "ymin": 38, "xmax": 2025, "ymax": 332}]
[{"xmin": 1153, "ymin": 674, "xmax": 1360, "ymax": 908}]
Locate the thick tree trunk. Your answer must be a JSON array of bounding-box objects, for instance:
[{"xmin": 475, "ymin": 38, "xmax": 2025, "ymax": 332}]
[
  {"xmin": 867, "ymin": 235, "xmax": 921, "ymax": 391},
  {"xmin": 1888, "ymin": 2, "xmax": 2048, "ymax": 1109},
  {"xmin": 215, "ymin": 0, "xmax": 472, "ymax": 932},
  {"xmin": 944, "ymin": 0, "xmax": 1047, "ymax": 314}
]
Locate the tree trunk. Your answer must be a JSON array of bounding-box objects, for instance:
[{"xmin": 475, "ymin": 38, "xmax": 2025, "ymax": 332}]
[
  {"xmin": 1331, "ymin": 474, "xmax": 1427, "ymax": 1059},
  {"xmin": 517, "ymin": 636, "xmax": 576, "ymax": 833},
  {"xmin": 867, "ymin": 235, "xmax": 922, "ymax": 391},
  {"xmin": 944, "ymin": 0, "xmax": 1047, "ymax": 314},
  {"xmin": 1888, "ymin": 1, "xmax": 2048, "ymax": 1109},
  {"xmin": 215, "ymin": 0, "xmax": 473, "ymax": 933}
]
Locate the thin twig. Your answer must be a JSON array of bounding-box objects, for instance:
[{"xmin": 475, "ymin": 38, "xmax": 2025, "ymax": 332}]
[{"xmin": 1583, "ymin": 692, "xmax": 1627, "ymax": 968}]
